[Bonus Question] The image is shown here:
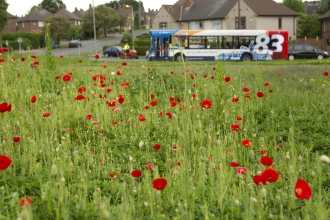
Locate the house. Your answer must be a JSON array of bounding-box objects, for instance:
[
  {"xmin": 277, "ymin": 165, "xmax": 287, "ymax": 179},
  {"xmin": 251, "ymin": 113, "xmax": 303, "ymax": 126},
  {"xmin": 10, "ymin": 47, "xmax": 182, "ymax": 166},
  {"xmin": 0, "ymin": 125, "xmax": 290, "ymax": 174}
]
[
  {"xmin": 319, "ymin": 10, "xmax": 330, "ymax": 51},
  {"xmin": 303, "ymin": 1, "xmax": 321, "ymax": 14},
  {"xmin": 16, "ymin": 4, "xmax": 53, "ymax": 32},
  {"xmin": 152, "ymin": 0, "xmax": 299, "ymax": 40},
  {"xmin": 73, "ymin": 7, "xmax": 85, "ymax": 20},
  {"xmin": 54, "ymin": 4, "xmax": 82, "ymax": 26},
  {"xmin": 3, "ymin": 12, "xmax": 18, "ymax": 33}
]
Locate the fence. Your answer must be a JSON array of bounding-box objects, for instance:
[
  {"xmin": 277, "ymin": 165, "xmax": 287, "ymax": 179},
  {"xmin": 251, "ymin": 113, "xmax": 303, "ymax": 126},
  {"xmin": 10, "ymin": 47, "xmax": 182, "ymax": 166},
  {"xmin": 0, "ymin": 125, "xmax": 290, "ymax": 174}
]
[{"xmin": 292, "ymin": 38, "xmax": 321, "ymax": 49}]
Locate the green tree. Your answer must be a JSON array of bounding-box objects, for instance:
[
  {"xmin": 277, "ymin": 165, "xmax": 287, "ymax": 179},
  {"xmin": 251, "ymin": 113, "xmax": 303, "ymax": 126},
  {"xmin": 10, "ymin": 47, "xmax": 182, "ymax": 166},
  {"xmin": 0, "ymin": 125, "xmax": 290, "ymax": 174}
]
[
  {"xmin": 134, "ymin": 13, "xmax": 141, "ymax": 30},
  {"xmin": 68, "ymin": 25, "xmax": 84, "ymax": 40},
  {"xmin": 41, "ymin": 0, "xmax": 64, "ymax": 13},
  {"xmin": 318, "ymin": 0, "xmax": 330, "ymax": 15},
  {"xmin": 82, "ymin": 5, "xmax": 119, "ymax": 37},
  {"xmin": 45, "ymin": 15, "xmax": 70, "ymax": 46},
  {"xmin": 117, "ymin": 12, "xmax": 127, "ymax": 33},
  {"xmin": 29, "ymin": 5, "xmax": 38, "ymax": 13},
  {"xmin": 282, "ymin": 0, "xmax": 305, "ymax": 13},
  {"xmin": 297, "ymin": 13, "xmax": 321, "ymax": 38},
  {"xmin": 106, "ymin": 0, "xmax": 144, "ymax": 11},
  {"xmin": 0, "ymin": 0, "xmax": 8, "ymax": 47}
]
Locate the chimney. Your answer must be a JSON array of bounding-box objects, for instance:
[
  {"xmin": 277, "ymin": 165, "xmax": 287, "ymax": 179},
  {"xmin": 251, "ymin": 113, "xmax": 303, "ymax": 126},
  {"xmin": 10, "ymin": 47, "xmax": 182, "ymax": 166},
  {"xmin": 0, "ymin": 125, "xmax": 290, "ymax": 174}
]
[
  {"xmin": 89, "ymin": 4, "xmax": 92, "ymax": 9},
  {"xmin": 38, "ymin": 4, "xmax": 42, "ymax": 9},
  {"xmin": 62, "ymin": 4, "xmax": 66, "ymax": 9},
  {"xmin": 186, "ymin": 0, "xmax": 194, "ymax": 7},
  {"xmin": 75, "ymin": 7, "xmax": 78, "ymax": 12},
  {"xmin": 148, "ymin": 8, "xmax": 150, "ymax": 12}
]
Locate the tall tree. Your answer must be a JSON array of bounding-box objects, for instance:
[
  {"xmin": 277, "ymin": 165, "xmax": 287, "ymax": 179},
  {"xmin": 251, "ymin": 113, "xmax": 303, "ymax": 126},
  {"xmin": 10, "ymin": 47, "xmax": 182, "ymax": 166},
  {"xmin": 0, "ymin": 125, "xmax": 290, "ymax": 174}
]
[
  {"xmin": 134, "ymin": 13, "xmax": 140, "ymax": 30},
  {"xmin": 297, "ymin": 13, "xmax": 321, "ymax": 38},
  {"xmin": 82, "ymin": 5, "xmax": 120, "ymax": 37},
  {"xmin": 0, "ymin": 0, "xmax": 8, "ymax": 47},
  {"xmin": 106, "ymin": 0, "xmax": 144, "ymax": 11},
  {"xmin": 282, "ymin": 0, "xmax": 305, "ymax": 13},
  {"xmin": 318, "ymin": 0, "xmax": 330, "ymax": 15},
  {"xmin": 117, "ymin": 12, "xmax": 127, "ymax": 33},
  {"xmin": 45, "ymin": 15, "xmax": 70, "ymax": 46},
  {"xmin": 41, "ymin": 0, "xmax": 64, "ymax": 13}
]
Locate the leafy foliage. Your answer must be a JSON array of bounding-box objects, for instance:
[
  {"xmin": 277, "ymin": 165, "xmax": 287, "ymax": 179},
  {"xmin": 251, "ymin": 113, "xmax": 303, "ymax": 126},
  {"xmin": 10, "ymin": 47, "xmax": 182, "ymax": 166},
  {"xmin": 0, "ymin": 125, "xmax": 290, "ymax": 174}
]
[
  {"xmin": 297, "ymin": 13, "xmax": 321, "ymax": 38},
  {"xmin": 106, "ymin": 0, "xmax": 144, "ymax": 11},
  {"xmin": 68, "ymin": 25, "xmax": 84, "ymax": 40},
  {"xmin": 0, "ymin": 0, "xmax": 8, "ymax": 47},
  {"xmin": 282, "ymin": 0, "xmax": 305, "ymax": 13},
  {"xmin": 41, "ymin": 0, "xmax": 64, "ymax": 13},
  {"xmin": 45, "ymin": 15, "xmax": 71, "ymax": 46}
]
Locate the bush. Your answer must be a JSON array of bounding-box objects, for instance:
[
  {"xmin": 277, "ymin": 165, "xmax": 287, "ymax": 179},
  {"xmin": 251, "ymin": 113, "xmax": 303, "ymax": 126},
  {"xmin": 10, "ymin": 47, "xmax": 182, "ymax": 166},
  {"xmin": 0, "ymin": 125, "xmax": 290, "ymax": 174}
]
[
  {"xmin": 134, "ymin": 39, "xmax": 150, "ymax": 47},
  {"xmin": 134, "ymin": 46, "xmax": 149, "ymax": 56},
  {"xmin": 120, "ymin": 33, "xmax": 132, "ymax": 45},
  {"xmin": 2, "ymin": 32, "xmax": 44, "ymax": 49}
]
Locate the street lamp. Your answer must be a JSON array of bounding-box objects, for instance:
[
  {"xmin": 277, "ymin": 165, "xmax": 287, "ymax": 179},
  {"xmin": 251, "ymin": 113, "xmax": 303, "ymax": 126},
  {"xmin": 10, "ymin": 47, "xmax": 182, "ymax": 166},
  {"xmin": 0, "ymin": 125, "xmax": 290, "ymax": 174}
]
[
  {"xmin": 125, "ymin": 4, "xmax": 134, "ymax": 49},
  {"xmin": 92, "ymin": 0, "xmax": 97, "ymax": 56}
]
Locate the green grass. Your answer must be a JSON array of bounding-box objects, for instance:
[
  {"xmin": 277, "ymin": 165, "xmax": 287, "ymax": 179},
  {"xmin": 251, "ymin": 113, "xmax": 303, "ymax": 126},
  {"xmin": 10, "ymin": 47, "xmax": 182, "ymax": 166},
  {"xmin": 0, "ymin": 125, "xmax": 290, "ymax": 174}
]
[{"xmin": 0, "ymin": 52, "xmax": 329, "ymax": 219}]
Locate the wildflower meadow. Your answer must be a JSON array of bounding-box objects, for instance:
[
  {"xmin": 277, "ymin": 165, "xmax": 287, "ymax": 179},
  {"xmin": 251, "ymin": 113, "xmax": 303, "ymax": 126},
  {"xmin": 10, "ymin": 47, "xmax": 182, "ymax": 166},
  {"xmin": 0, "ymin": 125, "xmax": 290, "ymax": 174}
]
[{"xmin": 0, "ymin": 50, "xmax": 330, "ymax": 220}]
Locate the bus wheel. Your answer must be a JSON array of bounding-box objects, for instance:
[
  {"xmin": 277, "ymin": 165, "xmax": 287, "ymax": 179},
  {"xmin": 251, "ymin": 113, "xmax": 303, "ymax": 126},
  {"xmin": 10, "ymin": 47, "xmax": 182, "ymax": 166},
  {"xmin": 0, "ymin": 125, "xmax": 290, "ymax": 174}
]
[
  {"xmin": 241, "ymin": 53, "xmax": 252, "ymax": 61},
  {"xmin": 175, "ymin": 54, "xmax": 185, "ymax": 61}
]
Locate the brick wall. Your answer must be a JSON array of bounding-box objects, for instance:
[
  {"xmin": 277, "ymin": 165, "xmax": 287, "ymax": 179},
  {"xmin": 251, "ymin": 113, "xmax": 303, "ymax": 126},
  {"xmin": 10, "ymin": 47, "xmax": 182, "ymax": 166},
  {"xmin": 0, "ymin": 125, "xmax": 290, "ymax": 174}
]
[
  {"xmin": 3, "ymin": 17, "xmax": 17, "ymax": 33},
  {"xmin": 17, "ymin": 21, "xmax": 44, "ymax": 32}
]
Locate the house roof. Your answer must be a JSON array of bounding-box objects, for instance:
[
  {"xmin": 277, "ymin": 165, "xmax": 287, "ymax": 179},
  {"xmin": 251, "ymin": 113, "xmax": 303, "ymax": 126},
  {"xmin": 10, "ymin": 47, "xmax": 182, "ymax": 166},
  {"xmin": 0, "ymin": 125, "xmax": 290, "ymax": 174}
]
[
  {"xmin": 319, "ymin": 10, "xmax": 330, "ymax": 20},
  {"xmin": 55, "ymin": 4, "xmax": 81, "ymax": 20},
  {"xmin": 244, "ymin": 0, "xmax": 299, "ymax": 16},
  {"xmin": 305, "ymin": 5, "xmax": 319, "ymax": 14},
  {"xmin": 7, "ymin": 12, "xmax": 17, "ymax": 18},
  {"xmin": 73, "ymin": 8, "xmax": 85, "ymax": 19},
  {"xmin": 180, "ymin": 0, "xmax": 236, "ymax": 21},
  {"xmin": 176, "ymin": 0, "xmax": 299, "ymax": 22},
  {"xmin": 17, "ymin": 4, "xmax": 53, "ymax": 22}
]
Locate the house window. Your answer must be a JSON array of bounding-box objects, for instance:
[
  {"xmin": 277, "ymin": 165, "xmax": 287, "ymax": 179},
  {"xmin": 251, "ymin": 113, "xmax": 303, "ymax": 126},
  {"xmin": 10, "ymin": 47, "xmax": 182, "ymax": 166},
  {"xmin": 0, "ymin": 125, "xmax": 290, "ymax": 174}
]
[
  {"xmin": 159, "ymin": 22, "xmax": 167, "ymax": 30},
  {"xmin": 212, "ymin": 20, "xmax": 221, "ymax": 30},
  {"xmin": 278, "ymin": 18, "xmax": 282, "ymax": 29},
  {"xmin": 235, "ymin": 17, "xmax": 246, "ymax": 29},
  {"xmin": 190, "ymin": 21, "xmax": 200, "ymax": 30},
  {"xmin": 38, "ymin": 21, "xmax": 44, "ymax": 27}
]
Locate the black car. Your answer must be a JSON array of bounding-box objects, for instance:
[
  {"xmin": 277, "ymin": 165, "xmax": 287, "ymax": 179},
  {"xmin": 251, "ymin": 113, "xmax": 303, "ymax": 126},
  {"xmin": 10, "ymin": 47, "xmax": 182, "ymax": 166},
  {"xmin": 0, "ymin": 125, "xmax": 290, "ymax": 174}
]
[
  {"xmin": 103, "ymin": 46, "xmax": 123, "ymax": 57},
  {"xmin": 69, "ymin": 40, "xmax": 82, "ymax": 48},
  {"xmin": 288, "ymin": 44, "xmax": 329, "ymax": 60}
]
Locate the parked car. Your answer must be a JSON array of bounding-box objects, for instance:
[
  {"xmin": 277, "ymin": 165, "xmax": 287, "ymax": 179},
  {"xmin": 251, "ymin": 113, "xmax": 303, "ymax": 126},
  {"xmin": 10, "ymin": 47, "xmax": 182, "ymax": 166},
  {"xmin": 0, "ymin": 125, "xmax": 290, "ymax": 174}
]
[
  {"xmin": 69, "ymin": 40, "xmax": 82, "ymax": 48},
  {"xmin": 288, "ymin": 44, "xmax": 329, "ymax": 60},
  {"xmin": 103, "ymin": 46, "xmax": 123, "ymax": 57}
]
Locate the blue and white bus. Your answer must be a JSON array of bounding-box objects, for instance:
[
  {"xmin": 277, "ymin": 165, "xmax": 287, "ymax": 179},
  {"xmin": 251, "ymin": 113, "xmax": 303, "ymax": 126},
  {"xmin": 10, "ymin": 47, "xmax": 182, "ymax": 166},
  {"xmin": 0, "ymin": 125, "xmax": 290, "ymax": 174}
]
[{"xmin": 146, "ymin": 29, "xmax": 288, "ymax": 61}]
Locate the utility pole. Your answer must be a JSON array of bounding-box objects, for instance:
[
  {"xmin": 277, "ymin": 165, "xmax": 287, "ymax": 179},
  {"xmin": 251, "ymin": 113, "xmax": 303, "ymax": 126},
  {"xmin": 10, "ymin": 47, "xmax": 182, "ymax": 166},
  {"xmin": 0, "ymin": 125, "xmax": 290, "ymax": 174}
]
[
  {"xmin": 238, "ymin": 0, "xmax": 241, "ymax": 29},
  {"xmin": 139, "ymin": 0, "xmax": 141, "ymax": 30}
]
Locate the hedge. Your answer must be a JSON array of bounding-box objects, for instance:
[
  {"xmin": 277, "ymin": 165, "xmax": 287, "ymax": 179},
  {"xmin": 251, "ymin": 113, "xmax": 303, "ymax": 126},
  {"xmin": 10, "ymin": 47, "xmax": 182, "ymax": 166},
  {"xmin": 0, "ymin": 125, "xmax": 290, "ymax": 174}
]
[
  {"xmin": 2, "ymin": 32, "xmax": 44, "ymax": 49},
  {"xmin": 134, "ymin": 39, "xmax": 150, "ymax": 47},
  {"xmin": 134, "ymin": 46, "xmax": 149, "ymax": 56},
  {"xmin": 8, "ymin": 38, "xmax": 33, "ymax": 50}
]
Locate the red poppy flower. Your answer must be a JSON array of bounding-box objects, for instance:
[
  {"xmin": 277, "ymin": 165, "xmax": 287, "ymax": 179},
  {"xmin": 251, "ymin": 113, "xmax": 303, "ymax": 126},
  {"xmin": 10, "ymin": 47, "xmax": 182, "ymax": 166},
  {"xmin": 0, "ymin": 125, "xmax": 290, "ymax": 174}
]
[
  {"xmin": 86, "ymin": 114, "xmax": 92, "ymax": 120},
  {"xmin": 122, "ymin": 61, "xmax": 127, "ymax": 66},
  {"xmin": 33, "ymin": 61, "xmax": 39, "ymax": 68},
  {"xmin": 75, "ymin": 94, "xmax": 85, "ymax": 100},
  {"xmin": 31, "ymin": 55, "xmax": 36, "ymax": 59},
  {"xmin": 159, "ymin": 112, "xmax": 163, "ymax": 117},
  {"xmin": 264, "ymin": 82, "xmax": 269, "ymax": 86},
  {"xmin": 237, "ymin": 167, "xmax": 248, "ymax": 175},
  {"xmin": 242, "ymin": 87, "xmax": 250, "ymax": 92},
  {"xmin": 21, "ymin": 57, "xmax": 25, "ymax": 62},
  {"xmin": 93, "ymin": 121, "xmax": 100, "ymax": 125},
  {"xmin": 231, "ymin": 123, "xmax": 240, "ymax": 132},
  {"xmin": 224, "ymin": 76, "xmax": 231, "ymax": 82},
  {"xmin": 169, "ymin": 96, "xmax": 175, "ymax": 101},
  {"xmin": 170, "ymin": 101, "xmax": 177, "ymax": 107},
  {"xmin": 235, "ymin": 116, "xmax": 243, "ymax": 120},
  {"xmin": 253, "ymin": 174, "xmax": 267, "ymax": 186},
  {"xmin": 153, "ymin": 144, "xmax": 161, "ymax": 150},
  {"xmin": 0, "ymin": 102, "xmax": 12, "ymax": 113},
  {"xmin": 30, "ymin": 95, "xmax": 36, "ymax": 103},
  {"xmin": 109, "ymin": 173, "xmax": 116, "ymax": 178},
  {"xmin": 13, "ymin": 136, "xmax": 20, "ymax": 143},
  {"xmin": 232, "ymin": 97, "xmax": 239, "ymax": 102},
  {"xmin": 323, "ymin": 71, "xmax": 328, "ymax": 76},
  {"xmin": 242, "ymin": 139, "xmax": 252, "ymax": 147},
  {"xmin": 177, "ymin": 162, "xmax": 181, "ymax": 166},
  {"xmin": 201, "ymin": 99, "xmax": 212, "ymax": 109},
  {"xmin": 43, "ymin": 112, "xmax": 51, "ymax": 117},
  {"xmin": 78, "ymin": 87, "xmax": 86, "ymax": 93},
  {"xmin": 150, "ymin": 94, "xmax": 155, "ymax": 99},
  {"xmin": 244, "ymin": 93, "xmax": 251, "ymax": 98},
  {"xmin": 166, "ymin": 112, "xmax": 172, "ymax": 118},
  {"xmin": 95, "ymin": 54, "xmax": 100, "ymax": 59},
  {"xmin": 269, "ymin": 90, "xmax": 273, "ymax": 93},
  {"xmin": 260, "ymin": 156, "xmax": 273, "ymax": 166},
  {"xmin": 260, "ymin": 149, "xmax": 268, "ymax": 154},
  {"xmin": 60, "ymin": 55, "xmax": 64, "ymax": 58},
  {"xmin": 257, "ymin": 92, "xmax": 264, "ymax": 98},
  {"xmin": 0, "ymin": 155, "xmax": 12, "ymax": 170},
  {"xmin": 118, "ymin": 96, "xmax": 124, "ymax": 104},
  {"xmin": 150, "ymin": 100, "xmax": 157, "ymax": 106},
  {"xmin": 261, "ymin": 168, "xmax": 280, "ymax": 183},
  {"xmin": 0, "ymin": 58, "xmax": 4, "ymax": 62},
  {"xmin": 131, "ymin": 170, "xmax": 142, "ymax": 178},
  {"xmin": 230, "ymin": 161, "xmax": 239, "ymax": 167},
  {"xmin": 138, "ymin": 114, "xmax": 146, "ymax": 122},
  {"xmin": 294, "ymin": 179, "xmax": 312, "ymax": 200},
  {"xmin": 62, "ymin": 74, "xmax": 72, "ymax": 82},
  {"xmin": 152, "ymin": 178, "xmax": 167, "ymax": 190}
]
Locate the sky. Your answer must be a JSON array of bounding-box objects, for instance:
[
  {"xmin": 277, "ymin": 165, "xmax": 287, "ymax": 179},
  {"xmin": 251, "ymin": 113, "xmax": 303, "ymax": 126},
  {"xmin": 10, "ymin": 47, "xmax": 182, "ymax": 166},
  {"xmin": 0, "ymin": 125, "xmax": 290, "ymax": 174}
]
[
  {"xmin": 7, "ymin": 0, "xmax": 177, "ymax": 17},
  {"xmin": 7, "ymin": 0, "xmax": 285, "ymax": 17}
]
